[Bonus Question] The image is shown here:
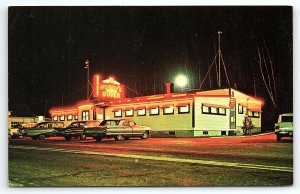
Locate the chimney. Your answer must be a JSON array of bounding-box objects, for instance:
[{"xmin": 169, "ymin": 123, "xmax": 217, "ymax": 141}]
[{"xmin": 166, "ymin": 82, "xmax": 174, "ymax": 94}]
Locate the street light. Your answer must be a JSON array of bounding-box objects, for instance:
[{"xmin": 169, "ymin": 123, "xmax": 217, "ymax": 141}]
[
  {"xmin": 84, "ymin": 60, "xmax": 90, "ymax": 100},
  {"xmin": 175, "ymin": 74, "xmax": 188, "ymax": 92}
]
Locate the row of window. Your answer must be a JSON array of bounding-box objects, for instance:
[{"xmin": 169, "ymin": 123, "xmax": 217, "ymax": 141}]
[
  {"xmin": 238, "ymin": 104, "xmax": 260, "ymax": 118},
  {"xmin": 113, "ymin": 104, "xmax": 190, "ymax": 118},
  {"xmin": 53, "ymin": 115, "xmax": 78, "ymax": 121},
  {"xmin": 202, "ymin": 105, "xmax": 227, "ymax": 115}
]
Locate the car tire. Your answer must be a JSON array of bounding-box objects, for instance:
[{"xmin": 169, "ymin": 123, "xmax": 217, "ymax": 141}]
[
  {"xmin": 277, "ymin": 135, "xmax": 281, "ymax": 141},
  {"xmin": 124, "ymin": 137, "xmax": 130, "ymax": 140},
  {"xmin": 38, "ymin": 134, "xmax": 45, "ymax": 140},
  {"xmin": 114, "ymin": 134, "xmax": 123, "ymax": 141},
  {"xmin": 141, "ymin": 131, "xmax": 149, "ymax": 139},
  {"xmin": 31, "ymin": 136, "xmax": 38, "ymax": 140},
  {"xmin": 65, "ymin": 136, "xmax": 71, "ymax": 141},
  {"xmin": 80, "ymin": 135, "xmax": 86, "ymax": 140},
  {"xmin": 95, "ymin": 137, "xmax": 102, "ymax": 141}
]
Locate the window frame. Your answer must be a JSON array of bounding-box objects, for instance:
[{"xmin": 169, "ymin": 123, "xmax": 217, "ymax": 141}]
[
  {"xmin": 82, "ymin": 110, "xmax": 90, "ymax": 121},
  {"xmin": 149, "ymin": 107, "xmax": 159, "ymax": 116},
  {"xmin": 113, "ymin": 110, "xmax": 122, "ymax": 118},
  {"xmin": 60, "ymin": 115, "xmax": 65, "ymax": 121},
  {"xmin": 163, "ymin": 105, "xmax": 174, "ymax": 115},
  {"xmin": 178, "ymin": 104, "xmax": 190, "ymax": 114},
  {"xmin": 125, "ymin": 109, "xmax": 134, "ymax": 117},
  {"xmin": 137, "ymin": 108, "xmax": 146, "ymax": 116}
]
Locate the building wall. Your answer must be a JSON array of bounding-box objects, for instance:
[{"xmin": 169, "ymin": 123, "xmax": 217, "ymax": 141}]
[
  {"xmin": 232, "ymin": 89, "xmax": 262, "ymax": 134},
  {"xmin": 194, "ymin": 96, "xmax": 230, "ymax": 137},
  {"xmin": 105, "ymin": 99, "xmax": 194, "ymax": 137},
  {"xmin": 8, "ymin": 116, "xmax": 40, "ymax": 132}
]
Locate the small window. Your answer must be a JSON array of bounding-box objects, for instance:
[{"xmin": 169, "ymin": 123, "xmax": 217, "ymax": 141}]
[
  {"xmin": 163, "ymin": 106, "xmax": 174, "ymax": 115},
  {"xmin": 60, "ymin": 115, "xmax": 65, "ymax": 121},
  {"xmin": 252, "ymin": 112, "xmax": 260, "ymax": 118},
  {"xmin": 82, "ymin": 110, "xmax": 90, "ymax": 121},
  {"xmin": 178, "ymin": 105, "xmax": 190, "ymax": 114},
  {"xmin": 238, "ymin": 105, "xmax": 244, "ymax": 114},
  {"xmin": 203, "ymin": 131, "xmax": 208, "ymax": 135},
  {"xmin": 114, "ymin": 110, "xmax": 122, "ymax": 117},
  {"xmin": 149, "ymin": 107, "xmax": 159, "ymax": 115},
  {"xmin": 67, "ymin": 115, "xmax": 73, "ymax": 121},
  {"xmin": 219, "ymin": 108, "xmax": 226, "ymax": 115},
  {"xmin": 125, "ymin": 109, "xmax": 134, "ymax": 117},
  {"xmin": 221, "ymin": 131, "xmax": 227, "ymax": 136},
  {"xmin": 202, "ymin": 105, "xmax": 210, "ymax": 113},
  {"xmin": 169, "ymin": 131, "xmax": 176, "ymax": 136},
  {"xmin": 53, "ymin": 116, "xmax": 58, "ymax": 121},
  {"xmin": 137, "ymin": 109, "xmax": 146, "ymax": 116},
  {"xmin": 74, "ymin": 115, "xmax": 78, "ymax": 120},
  {"xmin": 211, "ymin": 107, "xmax": 218, "ymax": 114}
]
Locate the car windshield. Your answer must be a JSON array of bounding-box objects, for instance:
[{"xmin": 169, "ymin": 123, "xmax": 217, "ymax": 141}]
[
  {"xmin": 281, "ymin": 116, "xmax": 293, "ymax": 122},
  {"xmin": 100, "ymin": 120, "xmax": 120, "ymax": 126}
]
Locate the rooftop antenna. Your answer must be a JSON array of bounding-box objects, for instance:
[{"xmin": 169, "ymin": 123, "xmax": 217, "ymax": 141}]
[
  {"xmin": 199, "ymin": 31, "xmax": 231, "ymax": 90},
  {"xmin": 218, "ymin": 31, "xmax": 222, "ymax": 88}
]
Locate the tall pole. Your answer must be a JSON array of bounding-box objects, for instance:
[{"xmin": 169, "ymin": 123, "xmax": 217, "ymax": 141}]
[
  {"xmin": 218, "ymin": 31, "xmax": 222, "ymax": 88},
  {"xmin": 85, "ymin": 60, "xmax": 90, "ymax": 100}
]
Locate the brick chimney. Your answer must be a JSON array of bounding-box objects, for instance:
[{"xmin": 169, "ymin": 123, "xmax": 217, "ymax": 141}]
[{"xmin": 166, "ymin": 82, "xmax": 174, "ymax": 94}]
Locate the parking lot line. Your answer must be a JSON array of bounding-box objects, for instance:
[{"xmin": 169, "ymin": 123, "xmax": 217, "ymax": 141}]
[{"xmin": 9, "ymin": 145, "xmax": 293, "ymax": 173}]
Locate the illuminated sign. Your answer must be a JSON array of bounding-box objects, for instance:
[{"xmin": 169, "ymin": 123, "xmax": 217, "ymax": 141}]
[{"xmin": 93, "ymin": 74, "xmax": 125, "ymax": 100}]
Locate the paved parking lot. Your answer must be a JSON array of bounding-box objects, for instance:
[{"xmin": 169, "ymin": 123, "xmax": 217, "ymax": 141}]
[{"xmin": 8, "ymin": 133, "xmax": 293, "ymax": 186}]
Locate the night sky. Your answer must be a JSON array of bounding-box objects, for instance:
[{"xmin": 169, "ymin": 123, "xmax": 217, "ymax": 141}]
[{"xmin": 8, "ymin": 6, "xmax": 292, "ymax": 124}]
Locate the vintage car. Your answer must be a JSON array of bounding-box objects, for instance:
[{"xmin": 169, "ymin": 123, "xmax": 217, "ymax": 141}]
[
  {"xmin": 84, "ymin": 119, "xmax": 151, "ymax": 141},
  {"xmin": 22, "ymin": 121, "xmax": 65, "ymax": 140},
  {"xmin": 60, "ymin": 121, "xmax": 100, "ymax": 140},
  {"xmin": 275, "ymin": 113, "xmax": 293, "ymax": 141},
  {"xmin": 9, "ymin": 122, "xmax": 37, "ymax": 139}
]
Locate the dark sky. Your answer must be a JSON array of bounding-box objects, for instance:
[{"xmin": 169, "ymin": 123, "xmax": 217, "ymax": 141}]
[{"xmin": 8, "ymin": 6, "xmax": 292, "ymax": 119}]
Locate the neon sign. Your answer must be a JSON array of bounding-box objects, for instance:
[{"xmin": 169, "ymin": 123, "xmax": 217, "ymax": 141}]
[{"xmin": 93, "ymin": 74, "xmax": 125, "ymax": 100}]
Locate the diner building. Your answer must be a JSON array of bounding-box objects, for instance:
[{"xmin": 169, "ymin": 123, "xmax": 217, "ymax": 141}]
[{"xmin": 49, "ymin": 74, "xmax": 263, "ymax": 137}]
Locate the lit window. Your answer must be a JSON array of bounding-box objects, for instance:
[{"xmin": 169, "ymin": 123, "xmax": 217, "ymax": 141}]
[
  {"xmin": 163, "ymin": 106, "xmax": 174, "ymax": 115},
  {"xmin": 211, "ymin": 107, "xmax": 218, "ymax": 114},
  {"xmin": 82, "ymin": 110, "xmax": 90, "ymax": 121},
  {"xmin": 125, "ymin": 109, "xmax": 134, "ymax": 117},
  {"xmin": 178, "ymin": 104, "xmax": 190, "ymax": 114},
  {"xmin": 137, "ymin": 109, "xmax": 146, "ymax": 116},
  {"xmin": 253, "ymin": 112, "xmax": 260, "ymax": 118},
  {"xmin": 149, "ymin": 107, "xmax": 159, "ymax": 115},
  {"xmin": 219, "ymin": 108, "xmax": 226, "ymax": 115},
  {"xmin": 248, "ymin": 110, "xmax": 252, "ymax": 117},
  {"xmin": 53, "ymin": 116, "xmax": 58, "ymax": 121},
  {"xmin": 74, "ymin": 115, "xmax": 78, "ymax": 120},
  {"xmin": 67, "ymin": 115, "xmax": 73, "ymax": 121},
  {"xmin": 238, "ymin": 105, "xmax": 244, "ymax": 114},
  {"xmin": 114, "ymin": 110, "xmax": 122, "ymax": 117},
  {"xmin": 60, "ymin": 115, "xmax": 65, "ymax": 121},
  {"xmin": 202, "ymin": 105, "xmax": 210, "ymax": 113}
]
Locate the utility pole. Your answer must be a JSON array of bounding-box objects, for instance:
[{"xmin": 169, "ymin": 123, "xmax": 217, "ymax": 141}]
[
  {"xmin": 218, "ymin": 31, "xmax": 222, "ymax": 88},
  {"xmin": 85, "ymin": 60, "xmax": 90, "ymax": 100}
]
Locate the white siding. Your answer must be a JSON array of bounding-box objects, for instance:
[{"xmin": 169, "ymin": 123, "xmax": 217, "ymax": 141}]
[{"xmin": 194, "ymin": 96, "xmax": 230, "ymax": 131}]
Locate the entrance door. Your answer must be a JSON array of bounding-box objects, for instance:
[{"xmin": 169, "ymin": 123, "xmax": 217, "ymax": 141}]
[{"xmin": 229, "ymin": 98, "xmax": 236, "ymax": 129}]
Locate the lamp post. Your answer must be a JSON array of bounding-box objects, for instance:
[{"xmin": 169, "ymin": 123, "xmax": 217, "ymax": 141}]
[
  {"xmin": 175, "ymin": 74, "xmax": 188, "ymax": 92},
  {"xmin": 84, "ymin": 60, "xmax": 90, "ymax": 100}
]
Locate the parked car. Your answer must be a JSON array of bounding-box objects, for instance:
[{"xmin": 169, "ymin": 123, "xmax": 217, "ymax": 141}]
[
  {"xmin": 61, "ymin": 121, "xmax": 100, "ymax": 140},
  {"xmin": 84, "ymin": 119, "xmax": 151, "ymax": 141},
  {"xmin": 274, "ymin": 113, "xmax": 293, "ymax": 141},
  {"xmin": 22, "ymin": 121, "xmax": 65, "ymax": 140},
  {"xmin": 9, "ymin": 122, "xmax": 37, "ymax": 139}
]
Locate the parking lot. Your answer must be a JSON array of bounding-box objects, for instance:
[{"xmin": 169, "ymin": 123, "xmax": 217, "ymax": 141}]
[{"xmin": 9, "ymin": 133, "xmax": 293, "ymax": 186}]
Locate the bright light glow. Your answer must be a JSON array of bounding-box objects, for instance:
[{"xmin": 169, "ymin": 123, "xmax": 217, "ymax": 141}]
[{"xmin": 175, "ymin": 74, "xmax": 188, "ymax": 88}]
